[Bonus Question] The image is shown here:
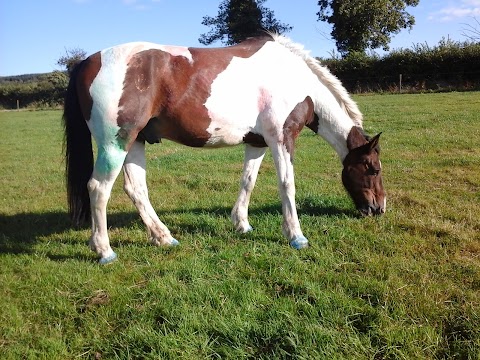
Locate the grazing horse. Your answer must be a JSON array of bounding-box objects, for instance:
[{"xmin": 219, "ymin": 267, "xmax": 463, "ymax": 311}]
[{"xmin": 63, "ymin": 34, "xmax": 386, "ymax": 264}]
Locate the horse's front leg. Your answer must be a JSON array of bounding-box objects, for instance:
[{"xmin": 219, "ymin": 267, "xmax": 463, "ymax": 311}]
[
  {"xmin": 123, "ymin": 140, "xmax": 179, "ymax": 247},
  {"xmin": 270, "ymin": 143, "xmax": 309, "ymax": 249},
  {"xmin": 231, "ymin": 144, "xmax": 267, "ymax": 233}
]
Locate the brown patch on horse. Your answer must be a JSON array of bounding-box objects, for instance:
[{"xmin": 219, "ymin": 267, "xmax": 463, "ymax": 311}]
[
  {"xmin": 282, "ymin": 96, "xmax": 316, "ymax": 161},
  {"xmin": 342, "ymin": 127, "xmax": 385, "ymax": 216},
  {"xmin": 76, "ymin": 52, "xmax": 101, "ymax": 121},
  {"xmin": 115, "ymin": 36, "xmax": 274, "ymax": 147}
]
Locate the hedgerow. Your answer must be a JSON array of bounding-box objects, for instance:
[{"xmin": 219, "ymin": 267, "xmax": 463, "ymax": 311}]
[{"xmin": 322, "ymin": 39, "xmax": 480, "ymax": 93}]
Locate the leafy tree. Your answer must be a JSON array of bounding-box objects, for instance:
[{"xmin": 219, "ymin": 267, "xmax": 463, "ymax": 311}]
[
  {"xmin": 56, "ymin": 48, "xmax": 87, "ymax": 73},
  {"xmin": 199, "ymin": 0, "xmax": 292, "ymax": 46},
  {"xmin": 47, "ymin": 71, "xmax": 68, "ymax": 88},
  {"xmin": 317, "ymin": 0, "xmax": 419, "ymax": 56}
]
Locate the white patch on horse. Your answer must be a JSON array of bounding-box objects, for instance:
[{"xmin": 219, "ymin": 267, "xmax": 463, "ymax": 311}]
[
  {"xmin": 204, "ymin": 41, "xmax": 317, "ymax": 147},
  {"xmin": 268, "ymin": 34, "xmax": 361, "ymax": 161}
]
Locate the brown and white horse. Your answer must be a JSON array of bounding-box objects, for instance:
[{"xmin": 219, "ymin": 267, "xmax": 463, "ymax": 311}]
[{"xmin": 63, "ymin": 34, "xmax": 386, "ymax": 264}]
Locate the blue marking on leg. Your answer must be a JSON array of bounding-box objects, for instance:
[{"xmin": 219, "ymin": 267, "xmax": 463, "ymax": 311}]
[
  {"xmin": 96, "ymin": 145, "xmax": 127, "ymax": 175},
  {"xmin": 99, "ymin": 251, "xmax": 118, "ymax": 265},
  {"xmin": 290, "ymin": 236, "xmax": 309, "ymax": 250},
  {"xmin": 244, "ymin": 225, "xmax": 254, "ymax": 233}
]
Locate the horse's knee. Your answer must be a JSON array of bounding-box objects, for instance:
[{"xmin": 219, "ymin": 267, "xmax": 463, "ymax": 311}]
[
  {"xmin": 87, "ymin": 178, "xmax": 102, "ymax": 204},
  {"xmin": 88, "ymin": 176, "xmax": 112, "ymax": 209},
  {"xmin": 87, "ymin": 177, "xmax": 99, "ymax": 193}
]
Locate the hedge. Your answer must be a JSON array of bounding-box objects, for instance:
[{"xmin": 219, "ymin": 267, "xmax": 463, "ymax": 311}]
[
  {"xmin": 0, "ymin": 71, "xmax": 68, "ymax": 109},
  {"xmin": 321, "ymin": 39, "xmax": 480, "ymax": 93}
]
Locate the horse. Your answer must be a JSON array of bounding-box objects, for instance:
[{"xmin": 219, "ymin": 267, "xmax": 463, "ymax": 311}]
[{"xmin": 63, "ymin": 33, "xmax": 386, "ymax": 264}]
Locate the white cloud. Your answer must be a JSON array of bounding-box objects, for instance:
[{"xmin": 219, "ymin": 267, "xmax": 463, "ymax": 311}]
[{"xmin": 429, "ymin": 0, "xmax": 480, "ymax": 22}]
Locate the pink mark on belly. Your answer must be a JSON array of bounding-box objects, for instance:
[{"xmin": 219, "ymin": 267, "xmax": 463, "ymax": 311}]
[{"xmin": 258, "ymin": 87, "xmax": 271, "ymax": 113}]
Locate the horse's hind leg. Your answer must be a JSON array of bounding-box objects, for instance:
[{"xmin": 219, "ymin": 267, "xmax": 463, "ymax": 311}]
[
  {"xmin": 123, "ymin": 140, "xmax": 179, "ymax": 246},
  {"xmin": 231, "ymin": 144, "xmax": 267, "ymax": 233},
  {"xmin": 88, "ymin": 146, "xmax": 127, "ymax": 264}
]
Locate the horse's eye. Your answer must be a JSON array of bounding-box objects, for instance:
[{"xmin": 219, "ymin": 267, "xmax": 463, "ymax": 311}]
[
  {"xmin": 366, "ymin": 164, "xmax": 380, "ymax": 176},
  {"xmin": 372, "ymin": 168, "xmax": 380, "ymax": 176}
]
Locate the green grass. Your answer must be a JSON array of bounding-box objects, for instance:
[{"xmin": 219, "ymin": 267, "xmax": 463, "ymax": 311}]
[{"xmin": 1, "ymin": 92, "xmax": 479, "ymax": 359}]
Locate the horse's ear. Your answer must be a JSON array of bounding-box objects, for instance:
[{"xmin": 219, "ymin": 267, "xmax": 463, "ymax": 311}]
[
  {"xmin": 347, "ymin": 126, "xmax": 368, "ymax": 150},
  {"xmin": 367, "ymin": 132, "xmax": 382, "ymax": 153}
]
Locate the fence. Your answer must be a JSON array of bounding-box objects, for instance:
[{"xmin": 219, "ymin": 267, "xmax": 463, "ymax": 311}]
[{"xmin": 335, "ymin": 71, "xmax": 480, "ymax": 93}]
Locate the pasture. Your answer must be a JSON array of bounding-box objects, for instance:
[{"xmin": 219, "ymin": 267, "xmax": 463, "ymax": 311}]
[{"xmin": 1, "ymin": 92, "xmax": 479, "ymax": 359}]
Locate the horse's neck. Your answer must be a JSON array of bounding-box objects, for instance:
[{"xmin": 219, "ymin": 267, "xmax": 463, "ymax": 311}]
[{"xmin": 311, "ymin": 90, "xmax": 355, "ymax": 162}]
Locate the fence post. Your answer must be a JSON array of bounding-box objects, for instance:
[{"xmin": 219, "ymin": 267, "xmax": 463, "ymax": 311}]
[
  {"xmin": 17, "ymin": 100, "xmax": 20, "ymax": 111},
  {"xmin": 399, "ymin": 74, "xmax": 402, "ymax": 93}
]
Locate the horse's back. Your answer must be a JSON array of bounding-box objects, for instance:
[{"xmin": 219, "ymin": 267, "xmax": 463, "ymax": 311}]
[{"xmin": 76, "ymin": 36, "xmax": 316, "ymax": 149}]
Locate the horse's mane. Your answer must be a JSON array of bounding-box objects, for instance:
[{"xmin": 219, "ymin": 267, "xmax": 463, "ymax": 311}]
[{"xmin": 271, "ymin": 34, "xmax": 363, "ymax": 127}]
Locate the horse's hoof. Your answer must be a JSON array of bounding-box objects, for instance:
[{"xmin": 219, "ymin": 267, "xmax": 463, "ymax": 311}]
[
  {"xmin": 99, "ymin": 252, "xmax": 118, "ymax": 265},
  {"xmin": 290, "ymin": 236, "xmax": 309, "ymax": 250},
  {"xmin": 170, "ymin": 238, "xmax": 180, "ymax": 246},
  {"xmin": 242, "ymin": 225, "xmax": 254, "ymax": 233}
]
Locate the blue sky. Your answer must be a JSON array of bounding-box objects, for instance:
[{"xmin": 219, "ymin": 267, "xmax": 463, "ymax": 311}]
[{"xmin": 1, "ymin": 0, "xmax": 479, "ymax": 76}]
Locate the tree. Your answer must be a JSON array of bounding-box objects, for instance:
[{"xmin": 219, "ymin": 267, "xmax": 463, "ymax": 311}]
[
  {"xmin": 199, "ymin": 0, "xmax": 292, "ymax": 46},
  {"xmin": 317, "ymin": 0, "xmax": 419, "ymax": 56},
  {"xmin": 56, "ymin": 48, "xmax": 87, "ymax": 73}
]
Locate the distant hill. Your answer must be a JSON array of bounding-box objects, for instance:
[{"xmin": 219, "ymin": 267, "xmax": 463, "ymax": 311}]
[{"xmin": 0, "ymin": 73, "xmax": 56, "ymax": 84}]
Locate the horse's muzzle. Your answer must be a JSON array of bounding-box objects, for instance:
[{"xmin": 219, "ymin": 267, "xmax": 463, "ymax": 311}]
[{"xmin": 359, "ymin": 204, "xmax": 385, "ymax": 217}]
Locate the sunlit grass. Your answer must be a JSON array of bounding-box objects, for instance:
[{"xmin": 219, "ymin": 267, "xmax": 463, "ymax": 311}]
[{"xmin": 1, "ymin": 92, "xmax": 479, "ymax": 359}]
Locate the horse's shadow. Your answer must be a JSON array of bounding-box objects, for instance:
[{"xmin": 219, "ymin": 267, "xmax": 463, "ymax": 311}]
[{"xmin": 0, "ymin": 199, "xmax": 356, "ymax": 257}]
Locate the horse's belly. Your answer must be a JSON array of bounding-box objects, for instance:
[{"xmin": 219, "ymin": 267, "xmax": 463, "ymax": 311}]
[
  {"xmin": 202, "ymin": 89, "xmax": 260, "ymax": 147},
  {"xmin": 204, "ymin": 118, "xmax": 254, "ymax": 147}
]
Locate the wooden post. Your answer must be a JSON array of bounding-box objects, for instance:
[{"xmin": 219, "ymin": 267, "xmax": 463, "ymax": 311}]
[
  {"xmin": 399, "ymin": 74, "xmax": 402, "ymax": 93},
  {"xmin": 17, "ymin": 100, "xmax": 20, "ymax": 111}
]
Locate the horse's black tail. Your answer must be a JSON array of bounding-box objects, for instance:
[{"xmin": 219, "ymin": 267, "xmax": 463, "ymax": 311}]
[{"xmin": 63, "ymin": 60, "xmax": 93, "ymax": 226}]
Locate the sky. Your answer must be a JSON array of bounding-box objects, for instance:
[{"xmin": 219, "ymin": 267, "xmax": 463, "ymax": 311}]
[{"xmin": 1, "ymin": 0, "xmax": 480, "ymax": 76}]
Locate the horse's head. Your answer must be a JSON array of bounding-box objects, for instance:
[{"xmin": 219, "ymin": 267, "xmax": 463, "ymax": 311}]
[{"xmin": 342, "ymin": 127, "xmax": 386, "ymax": 216}]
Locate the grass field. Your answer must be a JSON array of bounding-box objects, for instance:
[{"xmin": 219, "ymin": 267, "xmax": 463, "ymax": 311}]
[{"xmin": 1, "ymin": 92, "xmax": 479, "ymax": 359}]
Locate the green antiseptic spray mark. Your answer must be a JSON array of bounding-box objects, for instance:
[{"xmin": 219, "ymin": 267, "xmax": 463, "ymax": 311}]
[
  {"xmin": 89, "ymin": 113, "xmax": 128, "ymax": 175},
  {"xmin": 96, "ymin": 144, "xmax": 127, "ymax": 175}
]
